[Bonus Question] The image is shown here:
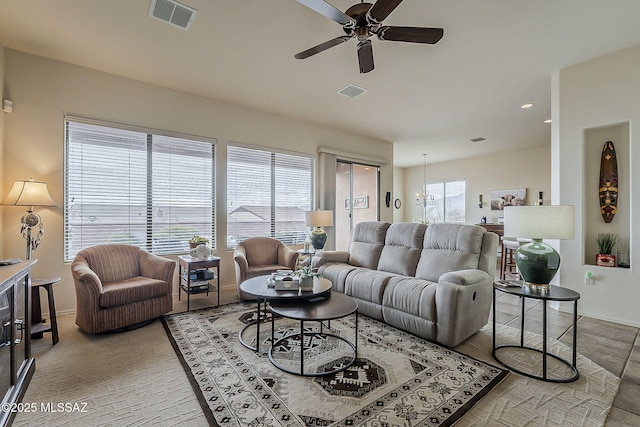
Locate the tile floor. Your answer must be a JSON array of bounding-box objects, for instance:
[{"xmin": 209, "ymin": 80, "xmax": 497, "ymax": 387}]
[{"xmin": 492, "ymin": 290, "xmax": 640, "ymax": 426}]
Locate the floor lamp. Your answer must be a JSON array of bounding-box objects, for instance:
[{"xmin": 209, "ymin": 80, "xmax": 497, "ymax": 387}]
[{"xmin": 1, "ymin": 178, "xmax": 58, "ymax": 260}]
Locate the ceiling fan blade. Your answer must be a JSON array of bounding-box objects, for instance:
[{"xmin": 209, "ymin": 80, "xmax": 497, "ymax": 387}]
[
  {"xmin": 357, "ymin": 40, "xmax": 375, "ymax": 73},
  {"xmin": 294, "ymin": 35, "xmax": 352, "ymax": 59},
  {"xmin": 377, "ymin": 26, "xmax": 444, "ymax": 44},
  {"xmin": 296, "ymin": 0, "xmax": 355, "ymax": 26},
  {"xmin": 367, "ymin": 0, "xmax": 403, "ymax": 23}
]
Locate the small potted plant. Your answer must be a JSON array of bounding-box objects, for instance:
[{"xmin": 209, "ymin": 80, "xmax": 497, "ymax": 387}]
[
  {"xmin": 596, "ymin": 233, "xmax": 618, "ymax": 267},
  {"xmin": 189, "ymin": 235, "xmax": 209, "ymax": 249},
  {"xmin": 294, "ymin": 266, "xmax": 319, "ymax": 291}
]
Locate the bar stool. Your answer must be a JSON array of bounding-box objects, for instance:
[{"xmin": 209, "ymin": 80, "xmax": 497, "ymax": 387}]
[
  {"xmin": 31, "ymin": 277, "xmax": 61, "ymax": 345},
  {"xmin": 500, "ymin": 239, "xmax": 521, "ymax": 280}
]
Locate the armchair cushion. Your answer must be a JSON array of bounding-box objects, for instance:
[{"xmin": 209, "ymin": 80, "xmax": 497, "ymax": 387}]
[{"xmin": 100, "ymin": 277, "xmax": 169, "ymax": 308}]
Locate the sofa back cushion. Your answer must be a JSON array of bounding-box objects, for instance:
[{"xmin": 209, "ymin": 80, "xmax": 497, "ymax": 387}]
[
  {"xmin": 415, "ymin": 224, "xmax": 485, "ymax": 282},
  {"xmin": 348, "ymin": 221, "xmax": 390, "ymax": 269},
  {"xmin": 377, "ymin": 222, "xmax": 427, "ymax": 276},
  {"xmin": 78, "ymin": 244, "xmax": 142, "ymax": 283}
]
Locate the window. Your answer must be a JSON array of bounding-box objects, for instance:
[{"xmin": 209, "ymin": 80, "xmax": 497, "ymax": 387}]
[
  {"xmin": 64, "ymin": 118, "xmax": 215, "ymax": 261},
  {"xmin": 227, "ymin": 145, "xmax": 313, "ymax": 249},
  {"xmin": 425, "ymin": 180, "xmax": 466, "ymax": 223}
]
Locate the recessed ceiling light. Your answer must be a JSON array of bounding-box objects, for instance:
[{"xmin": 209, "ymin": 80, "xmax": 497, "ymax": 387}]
[
  {"xmin": 521, "ymin": 103, "xmax": 534, "ymax": 109},
  {"xmin": 544, "ymin": 119, "xmax": 552, "ymax": 124}
]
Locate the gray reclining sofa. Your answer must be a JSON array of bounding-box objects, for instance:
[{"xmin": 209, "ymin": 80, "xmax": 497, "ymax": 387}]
[{"xmin": 311, "ymin": 221, "xmax": 499, "ymax": 347}]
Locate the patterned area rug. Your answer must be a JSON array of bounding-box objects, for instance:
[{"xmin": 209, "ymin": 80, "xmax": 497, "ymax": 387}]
[{"xmin": 162, "ymin": 302, "xmax": 508, "ymax": 426}]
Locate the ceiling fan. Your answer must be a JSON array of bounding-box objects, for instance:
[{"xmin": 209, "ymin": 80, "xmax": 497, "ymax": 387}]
[{"xmin": 295, "ymin": 0, "xmax": 444, "ymax": 73}]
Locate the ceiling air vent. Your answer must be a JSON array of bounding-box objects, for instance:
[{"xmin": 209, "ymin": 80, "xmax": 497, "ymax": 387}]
[
  {"xmin": 338, "ymin": 84, "xmax": 367, "ymax": 98},
  {"xmin": 149, "ymin": 0, "xmax": 197, "ymax": 30},
  {"xmin": 470, "ymin": 137, "xmax": 486, "ymax": 143}
]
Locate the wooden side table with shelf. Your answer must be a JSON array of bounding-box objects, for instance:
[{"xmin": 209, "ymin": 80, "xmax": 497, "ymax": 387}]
[
  {"xmin": 178, "ymin": 255, "xmax": 220, "ymax": 311},
  {"xmin": 31, "ymin": 276, "xmax": 61, "ymax": 345}
]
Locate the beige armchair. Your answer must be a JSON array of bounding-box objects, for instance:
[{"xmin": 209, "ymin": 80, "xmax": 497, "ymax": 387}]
[
  {"xmin": 234, "ymin": 237, "xmax": 298, "ymax": 299},
  {"xmin": 71, "ymin": 244, "xmax": 175, "ymax": 334}
]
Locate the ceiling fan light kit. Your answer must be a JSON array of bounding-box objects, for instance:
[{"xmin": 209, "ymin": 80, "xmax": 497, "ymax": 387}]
[{"xmin": 295, "ymin": 0, "xmax": 444, "ymax": 73}]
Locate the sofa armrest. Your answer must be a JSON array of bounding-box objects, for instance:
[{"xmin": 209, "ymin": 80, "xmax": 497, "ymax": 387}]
[
  {"xmin": 311, "ymin": 250, "xmax": 351, "ymax": 268},
  {"xmin": 435, "ymin": 269, "xmax": 494, "ymax": 347},
  {"xmin": 140, "ymin": 251, "xmax": 176, "ymax": 288},
  {"xmin": 439, "ymin": 269, "xmax": 492, "ymax": 287}
]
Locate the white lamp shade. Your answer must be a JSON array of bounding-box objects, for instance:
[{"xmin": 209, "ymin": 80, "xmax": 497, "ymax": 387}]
[
  {"xmin": 504, "ymin": 205, "xmax": 574, "ymax": 240},
  {"xmin": 1, "ymin": 179, "xmax": 58, "ymax": 207},
  {"xmin": 305, "ymin": 210, "xmax": 333, "ymax": 227}
]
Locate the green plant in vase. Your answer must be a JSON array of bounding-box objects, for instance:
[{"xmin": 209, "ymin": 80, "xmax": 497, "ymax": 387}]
[
  {"xmin": 596, "ymin": 233, "xmax": 618, "ymax": 267},
  {"xmin": 294, "ymin": 266, "xmax": 319, "ymax": 291},
  {"xmin": 189, "ymin": 235, "xmax": 209, "ymax": 249}
]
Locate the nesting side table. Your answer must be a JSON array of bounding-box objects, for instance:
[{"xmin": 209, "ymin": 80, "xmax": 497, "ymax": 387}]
[{"xmin": 492, "ymin": 281, "xmax": 580, "ymax": 383}]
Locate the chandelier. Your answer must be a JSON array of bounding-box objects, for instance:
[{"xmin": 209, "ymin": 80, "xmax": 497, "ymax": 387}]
[{"xmin": 415, "ymin": 154, "xmax": 435, "ymax": 220}]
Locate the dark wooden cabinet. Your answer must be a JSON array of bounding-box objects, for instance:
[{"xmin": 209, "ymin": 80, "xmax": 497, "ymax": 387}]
[{"xmin": 0, "ymin": 260, "xmax": 36, "ymax": 427}]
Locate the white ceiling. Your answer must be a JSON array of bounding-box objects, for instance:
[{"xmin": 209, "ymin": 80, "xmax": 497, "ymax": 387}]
[{"xmin": 1, "ymin": 0, "xmax": 640, "ymax": 167}]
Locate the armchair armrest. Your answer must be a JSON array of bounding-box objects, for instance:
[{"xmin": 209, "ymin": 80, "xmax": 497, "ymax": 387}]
[
  {"xmin": 311, "ymin": 250, "xmax": 351, "ymax": 268},
  {"xmin": 140, "ymin": 251, "xmax": 176, "ymax": 287},
  {"xmin": 234, "ymin": 245, "xmax": 249, "ymax": 284},
  {"xmin": 234, "ymin": 245, "xmax": 249, "ymax": 271},
  {"xmin": 278, "ymin": 245, "xmax": 299, "ymax": 270},
  {"xmin": 71, "ymin": 255, "xmax": 104, "ymax": 303}
]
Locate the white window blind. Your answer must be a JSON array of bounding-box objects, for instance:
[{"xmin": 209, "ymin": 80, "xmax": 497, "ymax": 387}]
[
  {"xmin": 227, "ymin": 145, "xmax": 313, "ymax": 249},
  {"xmin": 64, "ymin": 119, "xmax": 215, "ymax": 261}
]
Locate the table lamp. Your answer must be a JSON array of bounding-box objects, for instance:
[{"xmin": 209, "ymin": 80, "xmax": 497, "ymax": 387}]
[
  {"xmin": 305, "ymin": 209, "xmax": 333, "ymax": 250},
  {"xmin": 503, "ymin": 205, "xmax": 574, "ymax": 288},
  {"xmin": 1, "ymin": 178, "xmax": 59, "ymax": 260}
]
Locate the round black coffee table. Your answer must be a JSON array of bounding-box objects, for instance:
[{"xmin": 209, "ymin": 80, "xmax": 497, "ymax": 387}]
[
  {"xmin": 268, "ymin": 291, "xmax": 358, "ymax": 377},
  {"xmin": 238, "ymin": 275, "xmax": 332, "ymax": 352}
]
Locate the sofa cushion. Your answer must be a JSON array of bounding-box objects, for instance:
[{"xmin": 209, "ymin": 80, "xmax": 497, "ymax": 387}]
[
  {"xmin": 382, "ymin": 276, "xmax": 437, "ymax": 322},
  {"xmin": 377, "ymin": 222, "xmax": 426, "ymax": 276},
  {"xmin": 415, "ymin": 224, "xmax": 485, "ymax": 282},
  {"xmin": 344, "ymin": 268, "xmax": 395, "ymax": 305},
  {"xmin": 100, "ymin": 277, "xmax": 168, "ymax": 308},
  {"xmin": 347, "ymin": 222, "xmax": 390, "ymax": 269},
  {"xmin": 317, "ymin": 263, "xmax": 357, "ymax": 293}
]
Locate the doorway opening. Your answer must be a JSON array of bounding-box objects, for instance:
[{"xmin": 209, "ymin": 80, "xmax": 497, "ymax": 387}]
[{"xmin": 335, "ymin": 161, "xmax": 379, "ymax": 250}]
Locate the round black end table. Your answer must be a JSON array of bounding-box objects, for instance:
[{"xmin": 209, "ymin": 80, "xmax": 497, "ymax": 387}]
[{"xmin": 493, "ymin": 281, "xmax": 580, "ymax": 383}]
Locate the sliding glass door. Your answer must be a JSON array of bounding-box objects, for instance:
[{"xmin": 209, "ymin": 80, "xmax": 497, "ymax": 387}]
[{"xmin": 335, "ymin": 161, "xmax": 379, "ymax": 250}]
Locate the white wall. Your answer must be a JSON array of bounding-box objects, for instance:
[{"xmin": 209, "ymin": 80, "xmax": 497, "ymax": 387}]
[
  {"xmin": 399, "ymin": 145, "xmax": 551, "ymax": 224},
  {"xmin": 0, "ymin": 43, "xmax": 5, "ymax": 259},
  {"xmin": 1, "ymin": 49, "xmax": 393, "ymax": 313},
  {"xmin": 392, "ymin": 167, "xmax": 405, "ymax": 223},
  {"xmin": 553, "ymin": 44, "xmax": 640, "ymax": 327}
]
